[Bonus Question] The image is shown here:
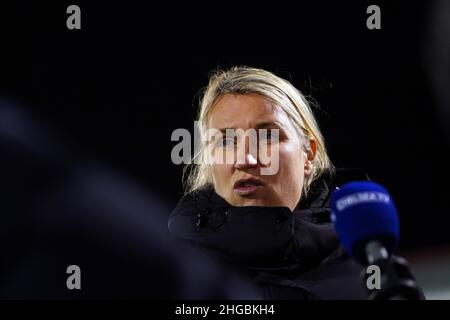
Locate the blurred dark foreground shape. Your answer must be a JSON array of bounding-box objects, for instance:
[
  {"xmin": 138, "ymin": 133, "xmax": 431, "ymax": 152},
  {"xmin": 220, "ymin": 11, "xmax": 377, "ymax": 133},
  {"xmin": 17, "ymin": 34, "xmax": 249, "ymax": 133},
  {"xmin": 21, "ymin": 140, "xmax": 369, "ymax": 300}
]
[{"xmin": 0, "ymin": 99, "xmax": 260, "ymax": 299}]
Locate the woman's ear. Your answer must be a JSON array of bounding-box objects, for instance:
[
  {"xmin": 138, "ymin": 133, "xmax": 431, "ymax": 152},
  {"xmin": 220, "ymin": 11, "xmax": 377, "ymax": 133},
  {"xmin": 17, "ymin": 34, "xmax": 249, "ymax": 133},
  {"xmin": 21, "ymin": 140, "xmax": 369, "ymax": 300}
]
[{"xmin": 304, "ymin": 138, "xmax": 317, "ymax": 176}]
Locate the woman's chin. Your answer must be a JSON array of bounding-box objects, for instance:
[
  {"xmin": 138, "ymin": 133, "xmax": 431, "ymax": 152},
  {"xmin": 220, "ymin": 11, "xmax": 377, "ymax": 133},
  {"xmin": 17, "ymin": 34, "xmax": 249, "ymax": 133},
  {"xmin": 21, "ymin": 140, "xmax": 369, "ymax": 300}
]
[{"xmin": 234, "ymin": 199, "xmax": 278, "ymax": 208}]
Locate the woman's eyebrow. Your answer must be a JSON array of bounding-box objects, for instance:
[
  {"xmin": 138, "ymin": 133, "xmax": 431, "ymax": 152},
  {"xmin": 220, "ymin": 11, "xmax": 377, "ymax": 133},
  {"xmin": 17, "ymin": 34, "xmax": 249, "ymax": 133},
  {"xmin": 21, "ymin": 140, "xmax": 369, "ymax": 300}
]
[
  {"xmin": 216, "ymin": 121, "xmax": 283, "ymax": 133},
  {"xmin": 217, "ymin": 128, "xmax": 235, "ymax": 135},
  {"xmin": 256, "ymin": 121, "xmax": 282, "ymax": 129}
]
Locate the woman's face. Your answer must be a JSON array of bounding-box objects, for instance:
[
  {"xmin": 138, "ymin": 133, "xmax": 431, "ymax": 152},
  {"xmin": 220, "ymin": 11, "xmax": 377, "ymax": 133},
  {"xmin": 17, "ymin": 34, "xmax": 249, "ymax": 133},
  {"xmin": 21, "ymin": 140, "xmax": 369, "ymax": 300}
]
[{"xmin": 208, "ymin": 93, "xmax": 315, "ymax": 211}]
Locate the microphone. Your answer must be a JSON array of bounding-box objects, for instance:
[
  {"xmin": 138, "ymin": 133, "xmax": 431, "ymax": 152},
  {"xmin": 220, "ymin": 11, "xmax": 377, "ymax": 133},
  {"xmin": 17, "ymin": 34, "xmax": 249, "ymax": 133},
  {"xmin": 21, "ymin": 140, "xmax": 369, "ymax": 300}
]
[
  {"xmin": 330, "ymin": 181, "xmax": 424, "ymax": 300},
  {"xmin": 330, "ymin": 181, "xmax": 399, "ymax": 265}
]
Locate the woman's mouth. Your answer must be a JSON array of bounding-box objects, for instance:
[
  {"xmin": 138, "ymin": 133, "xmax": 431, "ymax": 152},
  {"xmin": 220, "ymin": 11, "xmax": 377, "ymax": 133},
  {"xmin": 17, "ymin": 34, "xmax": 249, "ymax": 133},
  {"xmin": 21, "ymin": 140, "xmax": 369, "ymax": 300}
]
[{"xmin": 233, "ymin": 178, "xmax": 263, "ymax": 195}]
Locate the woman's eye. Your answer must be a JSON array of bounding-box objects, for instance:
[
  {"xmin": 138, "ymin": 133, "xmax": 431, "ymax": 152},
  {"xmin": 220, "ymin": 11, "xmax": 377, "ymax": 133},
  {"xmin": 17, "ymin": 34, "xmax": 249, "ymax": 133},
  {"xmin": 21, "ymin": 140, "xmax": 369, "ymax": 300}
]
[
  {"xmin": 259, "ymin": 130, "xmax": 279, "ymax": 142},
  {"xmin": 218, "ymin": 136, "xmax": 234, "ymax": 148}
]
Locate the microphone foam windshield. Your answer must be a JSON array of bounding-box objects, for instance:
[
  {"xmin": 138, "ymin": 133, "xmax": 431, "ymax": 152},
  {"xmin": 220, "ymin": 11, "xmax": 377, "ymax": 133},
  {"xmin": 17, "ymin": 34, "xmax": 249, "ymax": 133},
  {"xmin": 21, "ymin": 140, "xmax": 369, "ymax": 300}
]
[{"xmin": 330, "ymin": 181, "xmax": 399, "ymax": 263}]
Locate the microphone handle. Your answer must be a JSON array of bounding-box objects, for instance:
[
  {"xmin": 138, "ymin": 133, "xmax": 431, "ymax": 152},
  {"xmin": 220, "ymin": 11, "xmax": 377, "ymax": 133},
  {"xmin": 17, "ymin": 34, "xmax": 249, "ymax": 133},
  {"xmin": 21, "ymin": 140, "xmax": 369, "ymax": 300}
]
[{"xmin": 362, "ymin": 244, "xmax": 425, "ymax": 300}]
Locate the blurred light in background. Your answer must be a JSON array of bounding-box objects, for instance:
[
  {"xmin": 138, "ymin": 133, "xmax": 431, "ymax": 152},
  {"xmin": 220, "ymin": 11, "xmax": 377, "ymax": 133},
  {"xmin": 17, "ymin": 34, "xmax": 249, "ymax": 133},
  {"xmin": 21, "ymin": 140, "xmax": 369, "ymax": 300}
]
[{"xmin": 402, "ymin": 246, "xmax": 450, "ymax": 300}]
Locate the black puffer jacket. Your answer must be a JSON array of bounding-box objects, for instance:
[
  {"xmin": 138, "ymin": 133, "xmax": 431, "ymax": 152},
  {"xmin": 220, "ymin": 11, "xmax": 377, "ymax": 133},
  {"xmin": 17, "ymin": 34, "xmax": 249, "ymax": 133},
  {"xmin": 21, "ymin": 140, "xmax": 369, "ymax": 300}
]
[{"xmin": 168, "ymin": 168, "xmax": 372, "ymax": 299}]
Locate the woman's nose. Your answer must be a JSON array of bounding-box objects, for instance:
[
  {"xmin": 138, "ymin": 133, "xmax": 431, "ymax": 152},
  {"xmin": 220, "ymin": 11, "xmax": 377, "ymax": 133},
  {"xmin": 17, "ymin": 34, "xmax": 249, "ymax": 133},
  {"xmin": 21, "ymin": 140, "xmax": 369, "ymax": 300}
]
[{"xmin": 234, "ymin": 151, "xmax": 258, "ymax": 170}]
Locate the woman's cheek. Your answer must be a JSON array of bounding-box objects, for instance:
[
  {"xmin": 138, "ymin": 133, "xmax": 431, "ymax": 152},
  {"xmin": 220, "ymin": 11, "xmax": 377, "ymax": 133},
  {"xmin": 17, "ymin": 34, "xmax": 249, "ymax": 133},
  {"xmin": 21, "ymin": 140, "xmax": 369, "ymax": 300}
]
[
  {"xmin": 212, "ymin": 164, "xmax": 233, "ymax": 191},
  {"xmin": 259, "ymin": 142, "xmax": 280, "ymax": 176}
]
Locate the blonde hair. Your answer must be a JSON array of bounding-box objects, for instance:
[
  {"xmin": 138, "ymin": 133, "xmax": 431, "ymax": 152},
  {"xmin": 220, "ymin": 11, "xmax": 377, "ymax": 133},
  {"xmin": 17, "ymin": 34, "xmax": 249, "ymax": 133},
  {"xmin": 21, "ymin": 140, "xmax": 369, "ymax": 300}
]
[{"xmin": 183, "ymin": 66, "xmax": 334, "ymax": 198}]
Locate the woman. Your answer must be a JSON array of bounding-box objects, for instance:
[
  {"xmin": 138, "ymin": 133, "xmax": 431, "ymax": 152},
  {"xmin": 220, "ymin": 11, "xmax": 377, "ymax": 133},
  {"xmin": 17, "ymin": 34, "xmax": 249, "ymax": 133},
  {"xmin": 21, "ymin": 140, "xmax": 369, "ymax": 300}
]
[{"xmin": 168, "ymin": 66, "xmax": 372, "ymax": 299}]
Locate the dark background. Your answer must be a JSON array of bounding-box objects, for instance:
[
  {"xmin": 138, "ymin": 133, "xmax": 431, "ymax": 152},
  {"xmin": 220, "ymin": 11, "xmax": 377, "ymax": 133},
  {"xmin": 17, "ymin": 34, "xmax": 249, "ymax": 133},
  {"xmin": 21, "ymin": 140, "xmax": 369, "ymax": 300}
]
[{"xmin": 1, "ymin": 1, "xmax": 449, "ymax": 298}]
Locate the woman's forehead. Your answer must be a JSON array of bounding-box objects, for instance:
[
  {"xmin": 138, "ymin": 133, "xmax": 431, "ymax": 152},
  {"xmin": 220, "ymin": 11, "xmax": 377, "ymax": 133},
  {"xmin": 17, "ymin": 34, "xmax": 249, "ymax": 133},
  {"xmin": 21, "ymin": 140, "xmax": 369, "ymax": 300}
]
[{"xmin": 208, "ymin": 93, "xmax": 292, "ymax": 130}]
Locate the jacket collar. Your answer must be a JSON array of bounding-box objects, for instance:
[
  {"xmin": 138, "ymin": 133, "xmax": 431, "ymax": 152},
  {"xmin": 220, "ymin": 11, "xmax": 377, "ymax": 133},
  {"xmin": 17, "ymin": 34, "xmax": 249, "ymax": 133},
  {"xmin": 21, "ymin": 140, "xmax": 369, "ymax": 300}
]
[{"xmin": 170, "ymin": 168, "xmax": 370, "ymax": 274}]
